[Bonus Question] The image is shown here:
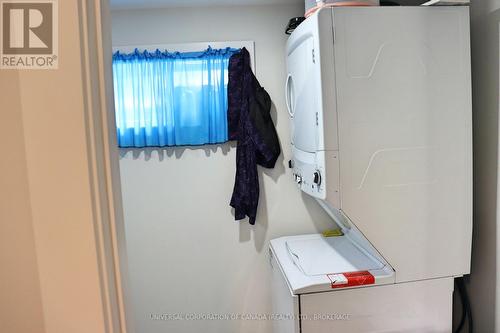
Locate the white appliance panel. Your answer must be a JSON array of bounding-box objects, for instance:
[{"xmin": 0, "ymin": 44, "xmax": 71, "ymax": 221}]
[
  {"xmin": 300, "ymin": 277, "xmax": 453, "ymax": 332},
  {"xmin": 332, "ymin": 7, "xmax": 472, "ymax": 282},
  {"xmin": 270, "ymin": 249, "xmax": 300, "ymax": 333}
]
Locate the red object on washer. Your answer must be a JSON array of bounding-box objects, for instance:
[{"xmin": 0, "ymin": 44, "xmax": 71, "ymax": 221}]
[{"xmin": 327, "ymin": 271, "xmax": 375, "ymax": 289}]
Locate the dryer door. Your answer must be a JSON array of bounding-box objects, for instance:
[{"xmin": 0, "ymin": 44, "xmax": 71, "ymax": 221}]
[{"xmin": 286, "ymin": 34, "xmax": 319, "ymax": 154}]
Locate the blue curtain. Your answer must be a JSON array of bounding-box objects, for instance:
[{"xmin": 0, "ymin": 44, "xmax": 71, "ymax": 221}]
[{"xmin": 112, "ymin": 47, "xmax": 240, "ymax": 147}]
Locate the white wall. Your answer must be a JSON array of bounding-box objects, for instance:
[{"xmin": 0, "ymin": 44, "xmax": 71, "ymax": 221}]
[
  {"xmin": 111, "ymin": 4, "xmax": 332, "ymax": 333},
  {"xmin": 468, "ymin": 1, "xmax": 500, "ymax": 331}
]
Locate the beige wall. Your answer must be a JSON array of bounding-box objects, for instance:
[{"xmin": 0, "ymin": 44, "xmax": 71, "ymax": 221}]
[
  {"xmin": 0, "ymin": 72, "xmax": 45, "ymax": 333},
  {"xmin": 0, "ymin": 1, "xmax": 122, "ymax": 332},
  {"xmin": 111, "ymin": 4, "xmax": 333, "ymax": 333}
]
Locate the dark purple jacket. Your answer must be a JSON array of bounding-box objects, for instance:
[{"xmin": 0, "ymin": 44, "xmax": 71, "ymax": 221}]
[{"xmin": 228, "ymin": 48, "xmax": 281, "ymax": 225}]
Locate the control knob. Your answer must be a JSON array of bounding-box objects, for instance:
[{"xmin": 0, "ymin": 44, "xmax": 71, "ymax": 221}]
[{"xmin": 313, "ymin": 171, "xmax": 321, "ymax": 186}]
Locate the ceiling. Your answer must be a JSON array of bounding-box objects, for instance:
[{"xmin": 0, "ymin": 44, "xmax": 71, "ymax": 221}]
[{"xmin": 110, "ymin": 0, "xmax": 304, "ymax": 10}]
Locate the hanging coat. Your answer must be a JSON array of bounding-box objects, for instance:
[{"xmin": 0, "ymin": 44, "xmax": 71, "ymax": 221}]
[{"xmin": 228, "ymin": 48, "xmax": 281, "ymax": 225}]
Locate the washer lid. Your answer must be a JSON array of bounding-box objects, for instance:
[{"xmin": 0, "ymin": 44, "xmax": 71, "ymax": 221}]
[
  {"xmin": 286, "ymin": 235, "xmax": 385, "ymax": 276},
  {"xmin": 270, "ymin": 234, "xmax": 395, "ymax": 294}
]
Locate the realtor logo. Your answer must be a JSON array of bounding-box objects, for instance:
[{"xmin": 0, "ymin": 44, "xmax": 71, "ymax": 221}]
[{"xmin": 1, "ymin": 0, "xmax": 58, "ymax": 69}]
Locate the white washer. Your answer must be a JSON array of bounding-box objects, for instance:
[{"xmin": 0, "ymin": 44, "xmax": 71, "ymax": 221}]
[
  {"xmin": 272, "ymin": 6, "xmax": 472, "ymax": 332},
  {"xmin": 270, "ymin": 234, "xmax": 453, "ymax": 333}
]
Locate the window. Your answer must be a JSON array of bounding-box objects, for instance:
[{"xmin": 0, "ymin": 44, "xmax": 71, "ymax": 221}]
[{"xmin": 112, "ymin": 47, "xmax": 240, "ymax": 147}]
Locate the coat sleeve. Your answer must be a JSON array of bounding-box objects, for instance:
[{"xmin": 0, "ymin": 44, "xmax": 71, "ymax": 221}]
[
  {"xmin": 249, "ymin": 85, "xmax": 281, "ymax": 169},
  {"xmin": 227, "ymin": 49, "xmax": 246, "ymax": 141}
]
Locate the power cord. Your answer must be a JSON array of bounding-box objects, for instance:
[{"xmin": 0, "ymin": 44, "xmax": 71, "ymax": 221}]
[
  {"xmin": 454, "ymin": 277, "xmax": 473, "ymax": 333},
  {"xmin": 285, "ymin": 17, "xmax": 306, "ymax": 35}
]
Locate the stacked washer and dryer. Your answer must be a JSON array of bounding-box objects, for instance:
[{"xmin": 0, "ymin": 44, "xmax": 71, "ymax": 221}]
[{"xmin": 270, "ymin": 6, "xmax": 472, "ymax": 332}]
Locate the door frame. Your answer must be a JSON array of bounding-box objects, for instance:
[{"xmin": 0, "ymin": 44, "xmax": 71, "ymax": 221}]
[{"xmin": 78, "ymin": 0, "xmax": 132, "ymax": 332}]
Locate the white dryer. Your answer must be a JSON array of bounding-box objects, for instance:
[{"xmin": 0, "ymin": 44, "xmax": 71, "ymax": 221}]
[{"xmin": 271, "ymin": 6, "xmax": 472, "ymax": 332}]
